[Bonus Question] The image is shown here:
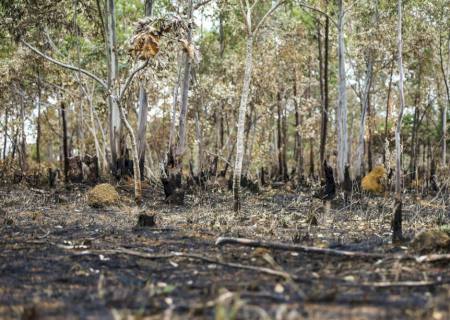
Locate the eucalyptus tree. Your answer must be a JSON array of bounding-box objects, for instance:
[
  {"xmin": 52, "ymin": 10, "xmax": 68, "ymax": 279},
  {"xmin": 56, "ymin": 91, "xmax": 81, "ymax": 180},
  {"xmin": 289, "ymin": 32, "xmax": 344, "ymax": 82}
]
[
  {"xmin": 393, "ymin": 0, "xmax": 405, "ymax": 242},
  {"xmin": 232, "ymin": 0, "xmax": 286, "ymax": 212}
]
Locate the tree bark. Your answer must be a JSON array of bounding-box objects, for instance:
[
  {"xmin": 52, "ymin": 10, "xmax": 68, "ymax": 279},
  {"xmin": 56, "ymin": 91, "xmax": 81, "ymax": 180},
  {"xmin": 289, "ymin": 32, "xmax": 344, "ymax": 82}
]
[
  {"xmin": 233, "ymin": 35, "xmax": 253, "ymax": 211},
  {"xmin": 36, "ymin": 71, "xmax": 42, "ymax": 164},
  {"xmin": 105, "ymin": 0, "xmax": 121, "ymax": 175},
  {"xmin": 19, "ymin": 92, "xmax": 27, "ymax": 172},
  {"xmin": 293, "ymin": 71, "xmax": 303, "ymax": 183},
  {"xmin": 393, "ymin": 0, "xmax": 405, "ymax": 243},
  {"xmin": 137, "ymin": 84, "xmax": 149, "ymax": 180},
  {"xmin": 383, "ymin": 58, "xmax": 394, "ymax": 166},
  {"xmin": 336, "ymin": 0, "xmax": 348, "ymax": 183},
  {"xmin": 319, "ymin": 2, "xmax": 329, "ymax": 179},
  {"xmin": 3, "ymin": 108, "xmax": 8, "ymax": 160},
  {"xmin": 61, "ymin": 102, "xmax": 69, "ymax": 183},
  {"xmin": 136, "ymin": 0, "xmax": 153, "ymax": 180},
  {"xmin": 439, "ymin": 31, "xmax": 449, "ymax": 167},
  {"xmin": 355, "ymin": 54, "xmax": 374, "ymax": 179}
]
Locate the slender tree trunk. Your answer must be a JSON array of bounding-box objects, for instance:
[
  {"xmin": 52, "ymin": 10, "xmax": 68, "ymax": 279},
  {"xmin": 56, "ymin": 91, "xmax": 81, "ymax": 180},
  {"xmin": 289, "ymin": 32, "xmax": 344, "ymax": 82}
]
[
  {"xmin": 367, "ymin": 93, "xmax": 373, "ymax": 171},
  {"xmin": 168, "ymin": 56, "xmax": 183, "ymax": 153},
  {"xmin": 293, "ymin": 71, "xmax": 303, "ymax": 183},
  {"xmin": 137, "ymin": 84, "xmax": 149, "ymax": 180},
  {"xmin": 336, "ymin": 0, "xmax": 348, "ymax": 183},
  {"xmin": 105, "ymin": 0, "xmax": 121, "ymax": 175},
  {"xmin": 276, "ymin": 91, "xmax": 284, "ymax": 180},
  {"xmin": 410, "ymin": 63, "xmax": 422, "ymax": 180},
  {"xmin": 118, "ymin": 100, "xmax": 142, "ymax": 204},
  {"xmin": 175, "ymin": 0, "xmax": 193, "ymax": 170},
  {"xmin": 439, "ymin": 31, "xmax": 449, "ymax": 167},
  {"xmin": 383, "ymin": 58, "xmax": 394, "ymax": 165},
  {"xmin": 144, "ymin": 0, "xmax": 153, "ymax": 16},
  {"xmin": 36, "ymin": 72, "xmax": 42, "ymax": 164},
  {"xmin": 3, "ymin": 108, "xmax": 8, "ymax": 160},
  {"xmin": 233, "ymin": 35, "xmax": 253, "ymax": 211},
  {"xmin": 20, "ymin": 93, "xmax": 27, "ymax": 172},
  {"xmin": 393, "ymin": 0, "xmax": 405, "ymax": 243},
  {"xmin": 355, "ymin": 54, "xmax": 374, "ymax": 179},
  {"xmin": 61, "ymin": 102, "xmax": 69, "ymax": 183},
  {"xmin": 136, "ymin": 0, "xmax": 153, "ymax": 180}
]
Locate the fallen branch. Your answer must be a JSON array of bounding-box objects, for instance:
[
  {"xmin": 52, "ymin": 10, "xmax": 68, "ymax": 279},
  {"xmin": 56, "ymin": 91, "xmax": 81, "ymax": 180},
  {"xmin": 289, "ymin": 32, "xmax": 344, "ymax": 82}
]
[
  {"xmin": 75, "ymin": 248, "xmax": 293, "ymax": 280},
  {"xmin": 357, "ymin": 280, "xmax": 447, "ymax": 288},
  {"xmin": 416, "ymin": 254, "xmax": 450, "ymax": 263},
  {"xmin": 215, "ymin": 237, "xmax": 385, "ymax": 259}
]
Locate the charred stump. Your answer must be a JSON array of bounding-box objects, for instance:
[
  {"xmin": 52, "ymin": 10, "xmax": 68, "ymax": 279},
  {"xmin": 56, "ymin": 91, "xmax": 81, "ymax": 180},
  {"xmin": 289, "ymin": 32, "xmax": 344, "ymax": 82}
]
[
  {"xmin": 161, "ymin": 150, "xmax": 185, "ymax": 205},
  {"xmin": 392, "ymin": 197, "xmax": 403, "ymax": 243},
  {"xmin": 343, "ymin": 165, "xmax": 352, "ymax": 204}
]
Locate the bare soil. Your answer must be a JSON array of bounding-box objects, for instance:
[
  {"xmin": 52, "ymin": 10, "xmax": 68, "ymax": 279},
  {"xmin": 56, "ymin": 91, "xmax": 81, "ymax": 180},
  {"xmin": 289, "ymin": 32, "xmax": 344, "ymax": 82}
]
[{"xmin": 0, "ymin": 184, "xmax": 449, "ymax": 320}]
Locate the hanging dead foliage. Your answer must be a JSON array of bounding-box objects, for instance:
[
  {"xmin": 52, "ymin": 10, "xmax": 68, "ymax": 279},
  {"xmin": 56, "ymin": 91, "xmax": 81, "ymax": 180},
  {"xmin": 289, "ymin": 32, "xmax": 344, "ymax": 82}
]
[
  {"xmin": 361, "ymin": 165, "xmax": 386, "ymax": 194},
  {"xmin": 129, "ymin": 14, "xmax": 190, "ymax": 61},
  {"xmin": 129, "ymin": 14, "xmax": 200, "ymax": 63}
]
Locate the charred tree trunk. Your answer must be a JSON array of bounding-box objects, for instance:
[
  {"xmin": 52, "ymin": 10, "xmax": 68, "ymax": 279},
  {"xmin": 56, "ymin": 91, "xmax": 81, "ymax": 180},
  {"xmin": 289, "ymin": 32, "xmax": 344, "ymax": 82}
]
[
  {"xmin": 61, "ymin": 102, "xmax": 69, "ymax": 183},
  {"xmin": 163, "ymin": 0, "xmax": 193, "ymax": 205},
  {"xmin": 317, "ymin": 5, "xmax": 330, "ymax": 180},
  {"xmin": 137, "ymin": 84, "xmax": 149, "ymax": 180},
  {"xmin": 336, "ymin": 0, "xmax": 348, "ymax": 183},
  {"xmin": 2, "ymin": 108, "xmax": 8, "ymax": 160},
  {"xmin": 393, "ymin": 0, "xmax": 405, "ymax": 243}
]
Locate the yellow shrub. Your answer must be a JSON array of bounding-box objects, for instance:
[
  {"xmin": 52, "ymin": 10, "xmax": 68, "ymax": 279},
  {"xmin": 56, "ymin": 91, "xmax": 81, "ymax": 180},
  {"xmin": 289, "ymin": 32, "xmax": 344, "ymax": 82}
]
[
  {"xmin": 361, "ymin": 165, "xmax": 386, "ymax": 194},
  {"xmin": 87, "ymin": 183, "xmax": 119, "ymax": 208}
]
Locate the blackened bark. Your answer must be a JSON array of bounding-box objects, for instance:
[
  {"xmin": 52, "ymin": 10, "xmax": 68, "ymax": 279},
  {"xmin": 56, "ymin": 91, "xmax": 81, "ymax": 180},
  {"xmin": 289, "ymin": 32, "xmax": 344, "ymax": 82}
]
[{"xmin": 61, "ymin": 102, "xmax": 69, "ymax": 183}]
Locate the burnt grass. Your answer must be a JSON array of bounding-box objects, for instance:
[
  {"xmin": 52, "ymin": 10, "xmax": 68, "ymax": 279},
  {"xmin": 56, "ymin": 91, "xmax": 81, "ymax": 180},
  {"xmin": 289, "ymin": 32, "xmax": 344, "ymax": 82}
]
[{"xmin": 0, "ymin": 183, "xmax": 449, "ymax": 320}]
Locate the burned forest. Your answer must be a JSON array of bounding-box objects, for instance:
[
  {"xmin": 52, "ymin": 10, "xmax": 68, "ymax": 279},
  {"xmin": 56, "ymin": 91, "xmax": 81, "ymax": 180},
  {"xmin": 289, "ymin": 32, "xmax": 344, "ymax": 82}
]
[{"xmin": 0, "ymin": 0, "xmax": 450, "ymax": 319}]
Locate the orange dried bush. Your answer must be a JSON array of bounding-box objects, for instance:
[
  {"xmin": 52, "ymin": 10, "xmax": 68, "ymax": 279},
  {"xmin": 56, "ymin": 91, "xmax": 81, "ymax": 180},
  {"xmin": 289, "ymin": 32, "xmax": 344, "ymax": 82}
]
[{"xmin": 361, "ymin": 165, "xmax": 386, "ymax": 194}]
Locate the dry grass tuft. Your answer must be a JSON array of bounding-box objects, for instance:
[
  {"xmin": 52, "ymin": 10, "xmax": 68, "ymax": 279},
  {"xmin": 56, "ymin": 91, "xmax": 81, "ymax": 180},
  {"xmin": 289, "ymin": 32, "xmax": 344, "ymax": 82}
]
[{"xmin": 87, "ymin": 183, "xmax": 120, "ymax": 208}]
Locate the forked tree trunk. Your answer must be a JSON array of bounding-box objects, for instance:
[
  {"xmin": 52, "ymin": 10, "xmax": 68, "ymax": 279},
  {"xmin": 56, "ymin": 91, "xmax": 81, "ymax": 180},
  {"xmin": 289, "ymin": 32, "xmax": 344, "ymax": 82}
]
[{"xmin": 393, "ymin": 0, "xmax": 405, "ymax": 243}]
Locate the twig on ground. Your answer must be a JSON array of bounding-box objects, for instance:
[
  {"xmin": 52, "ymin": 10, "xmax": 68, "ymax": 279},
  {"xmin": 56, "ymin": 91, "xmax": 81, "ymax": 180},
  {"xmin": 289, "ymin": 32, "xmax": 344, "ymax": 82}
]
[
  {"xmin": 215, "ymin": 237, "xmax": 386, "ymax": 259},
  {"xmin": 75, "ymin": 248, "xmax": 294, "ymax": 280}
]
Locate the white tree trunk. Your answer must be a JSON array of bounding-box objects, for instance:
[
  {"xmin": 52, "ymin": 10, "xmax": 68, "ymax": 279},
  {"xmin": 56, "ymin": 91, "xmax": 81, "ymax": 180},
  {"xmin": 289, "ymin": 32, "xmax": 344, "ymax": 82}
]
[
  {"xmin": 336, "ymin": 0, "xmax": 348, "ymax": 183},
  {"xmin": 105, "ymin": 0, "xmax": 121, "ymax": 173},
  {"xmin": 233, "ymin": 35, "xmax": 253, "ymax": 211},
  {"xmin": 355, "ymin": 57, "xmax": 373, "ymax": 178}
]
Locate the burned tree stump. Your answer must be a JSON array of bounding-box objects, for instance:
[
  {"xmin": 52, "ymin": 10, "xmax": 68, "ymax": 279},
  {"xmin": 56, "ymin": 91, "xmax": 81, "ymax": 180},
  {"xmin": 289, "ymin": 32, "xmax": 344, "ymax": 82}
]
[{"xmin": 343, "ymin": 165, "xmax": 352, "ymax": 204}]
